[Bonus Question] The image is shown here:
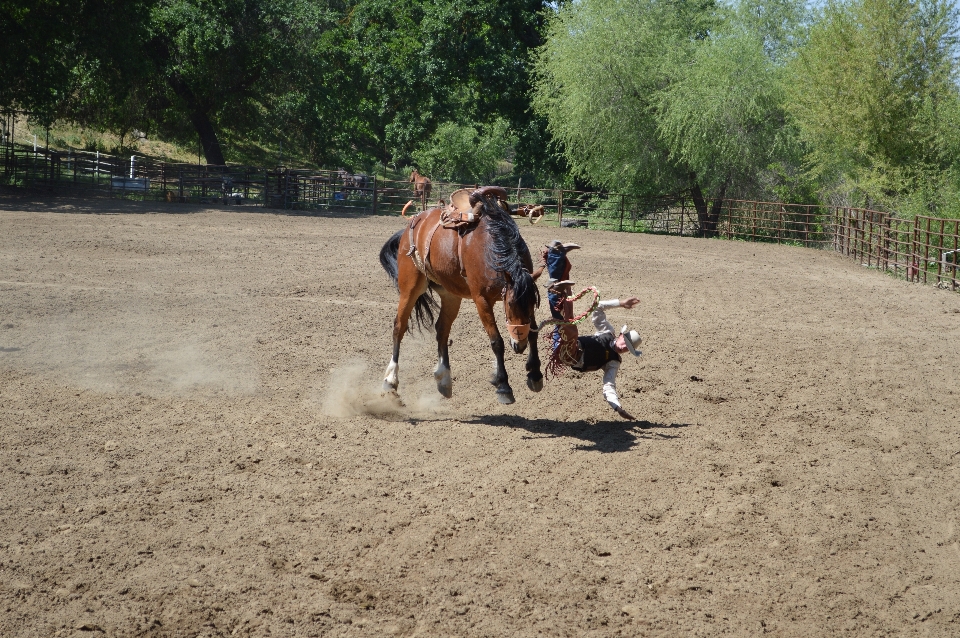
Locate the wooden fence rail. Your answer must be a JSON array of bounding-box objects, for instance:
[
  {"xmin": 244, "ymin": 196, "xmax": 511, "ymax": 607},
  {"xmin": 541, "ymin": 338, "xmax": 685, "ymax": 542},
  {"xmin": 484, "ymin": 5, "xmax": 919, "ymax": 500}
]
[{"xmin": 1, "ymin": 141, "xmax": 957, "ymax": 291}]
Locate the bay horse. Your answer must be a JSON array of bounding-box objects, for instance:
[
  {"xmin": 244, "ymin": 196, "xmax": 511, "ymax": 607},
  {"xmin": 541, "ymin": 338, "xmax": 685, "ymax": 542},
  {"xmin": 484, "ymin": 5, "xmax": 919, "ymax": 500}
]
[
  {"xmin": 379, "ymin": 186, "xmax": 544, "ymax": 404},
  {"xmin": 409, "ymin": 169, "xmax": 432, "ymax": 207}
]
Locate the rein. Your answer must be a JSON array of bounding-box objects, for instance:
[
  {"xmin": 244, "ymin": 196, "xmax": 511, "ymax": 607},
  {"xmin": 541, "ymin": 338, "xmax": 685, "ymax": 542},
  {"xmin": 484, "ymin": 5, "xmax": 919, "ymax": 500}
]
[
  {"xmin": 539, "ymin": 286, "xmax": 600, "ymax": 379},
  {"xmin": 504, "ymin": 285, "xmax": 600, "ymax": 346},
  {"xmin": 538, "ymin": 286, "xmax": 600, "ymax": 332}
]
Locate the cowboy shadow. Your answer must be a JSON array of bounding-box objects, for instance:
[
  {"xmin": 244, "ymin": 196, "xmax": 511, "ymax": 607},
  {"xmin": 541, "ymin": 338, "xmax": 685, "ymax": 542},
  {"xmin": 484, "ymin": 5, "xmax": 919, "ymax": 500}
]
[{"xmin": 462, "ymin": 415, "xmax": 689, "ymax": 453}]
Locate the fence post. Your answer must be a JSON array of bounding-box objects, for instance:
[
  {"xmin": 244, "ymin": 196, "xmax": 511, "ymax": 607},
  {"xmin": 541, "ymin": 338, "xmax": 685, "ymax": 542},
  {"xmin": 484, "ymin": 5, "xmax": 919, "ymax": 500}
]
[
  {"xmin": 883, "ymin": 217, "xmax": 890, "ymax": 272},
  {"xmin": 844, "ymin": 208, "xmax": 850, "ymax": 256},
  {"xmin": 680, "ymin": 196, "xmax": 687, "ymax": 237},
  {"xmin": 557, "ymin": 189, "xmax": 564, "ymax": 228},
  {"xmin": 837, "ymin": 207, "xmax": 843, "ymax": 254},
  {"xmin": 372, "ymin": 174, "xmax": 378, "ymax": 215},
  {"xmin": 953, "ymin": 219, "xmax": 959, "ymax": 291},
  {"xmin": 830, "ymin": 207, "xmax": 837, "ymax": 252},
  {"xmin": 910, "ymin": 215, "xmax": 920, "ymax": 281},
  {"xmin": 938, "ymin": 218, "xmax": 946, "ymax": 285},
  {"xmin": 619, "ymin": 193, "xmax": 625, "ymax": 232}
]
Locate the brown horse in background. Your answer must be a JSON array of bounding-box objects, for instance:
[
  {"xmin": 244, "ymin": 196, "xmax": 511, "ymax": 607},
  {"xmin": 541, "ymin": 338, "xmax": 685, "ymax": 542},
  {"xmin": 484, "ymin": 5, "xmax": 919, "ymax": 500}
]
[
  {"xmin": 380, "ymin": 186, "xmax": 544, "ymax": 404},
  {"xmin": 409, "ymin": 169, "xmax": 432, "ymax": 207}
]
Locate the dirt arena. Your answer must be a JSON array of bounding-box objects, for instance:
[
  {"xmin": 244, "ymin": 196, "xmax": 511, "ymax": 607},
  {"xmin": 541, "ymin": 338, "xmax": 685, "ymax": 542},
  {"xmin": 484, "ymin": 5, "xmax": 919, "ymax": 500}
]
[{"xmin": 1, "ymin": 193, "xmax": 959, "ymax": 637}]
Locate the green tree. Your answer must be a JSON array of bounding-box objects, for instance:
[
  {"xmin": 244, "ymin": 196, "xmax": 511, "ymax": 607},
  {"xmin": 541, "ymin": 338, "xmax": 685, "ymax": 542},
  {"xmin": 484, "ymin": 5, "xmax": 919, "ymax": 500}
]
[
  {"xmin": 411, "ymin": 118, "xmax": 515, "ymax": 183},
  {"xmin": 144, "ymin": 0, "xmax": 331, "ymax": 165},
  {"xmin": 656, "ymin": 1, "xmax": 806, "ymax": 231},
  {"xmin": 3, "ymin": 0, "xmax": 553, "ymax": 175},
  {"xmin": 0, "ymin": 0, "xmax": 154, "ymax": 123},
  {"xmin": 533, "ymin": 0, "xmax": 692, "ymax": 196},
  {"xmin": 785, "ymin": 0, "xmax": 960, "ymax": 210},
  {"xmin": 345, "ymin": 0, "xmax": 548, "ymax": 166},
  {"xmin": 533, "ymin": 0, "xmax": 804, "ymax": 234}
]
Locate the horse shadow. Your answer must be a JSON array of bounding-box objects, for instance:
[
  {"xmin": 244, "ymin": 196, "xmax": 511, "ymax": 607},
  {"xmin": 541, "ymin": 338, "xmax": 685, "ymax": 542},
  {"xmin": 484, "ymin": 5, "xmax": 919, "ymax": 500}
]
[{"xmin": 461, "ymin": 414, "xmax": 690, "ymax": 453}]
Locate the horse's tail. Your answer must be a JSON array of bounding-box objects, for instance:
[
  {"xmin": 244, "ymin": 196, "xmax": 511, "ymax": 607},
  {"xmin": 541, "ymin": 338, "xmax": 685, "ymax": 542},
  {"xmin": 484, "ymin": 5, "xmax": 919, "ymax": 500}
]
[
  {"xmin": 379, "ymin": 228, "xmax": 404, "ymax": 284},
  {"xmin": 379, "ymin": 228, "xmax": 438, "ymax": 332}
]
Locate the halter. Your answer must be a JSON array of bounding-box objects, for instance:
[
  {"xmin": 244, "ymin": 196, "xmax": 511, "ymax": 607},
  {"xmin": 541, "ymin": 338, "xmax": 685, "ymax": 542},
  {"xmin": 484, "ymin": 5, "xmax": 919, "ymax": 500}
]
[
  {"xmin": 501, "ymin": 279, "xmax": 538, "ymax": 343},
  {"xmin": 505, "ymin": 321, "xmax": 531, "ymax": 343}
]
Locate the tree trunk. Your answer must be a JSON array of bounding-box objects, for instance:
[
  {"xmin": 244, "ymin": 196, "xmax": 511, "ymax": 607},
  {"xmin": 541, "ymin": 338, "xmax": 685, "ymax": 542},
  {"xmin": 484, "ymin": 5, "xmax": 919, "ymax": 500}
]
[
  {"xmin": 190, "ymin": 109, "xmax": 226, "ymax": 166},
  {"xmin": 705, "ymin": 177, "xmax": 730, "ymax": 238},
  {"xmin": 689, "ymin": 172, "xmax": 729, "ymax": 238},
  {"xmin": 167, "ymin": 74, "xmax": 226, "ymax": 165},
  {"xmin": 689, "ymin": 173, "xmax": 710, "ymax": 237}
]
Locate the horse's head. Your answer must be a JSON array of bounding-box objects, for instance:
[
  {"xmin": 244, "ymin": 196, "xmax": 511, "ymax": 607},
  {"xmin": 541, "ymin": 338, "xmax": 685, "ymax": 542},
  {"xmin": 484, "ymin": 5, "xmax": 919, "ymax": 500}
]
[
  {"xmin": 502, "ymin": 269, "xmax": 543, "ymax": 354},
  {"xmin": 409, "ymin": 169, "xmax": 419, "ymax": 183}
]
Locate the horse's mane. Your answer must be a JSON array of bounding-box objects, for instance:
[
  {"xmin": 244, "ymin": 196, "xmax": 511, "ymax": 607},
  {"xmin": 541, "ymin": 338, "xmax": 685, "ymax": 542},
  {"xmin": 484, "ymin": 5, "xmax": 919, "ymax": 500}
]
[{"xmin": 479, "ymin": 199, "xmax": 540, "ymax": 311}]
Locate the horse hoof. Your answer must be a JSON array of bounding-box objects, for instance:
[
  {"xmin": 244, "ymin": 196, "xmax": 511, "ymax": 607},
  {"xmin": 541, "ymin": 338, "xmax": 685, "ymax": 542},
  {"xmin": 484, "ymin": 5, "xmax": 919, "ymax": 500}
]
[
  {"xmin": 382, "ymin": 388, "xmax": 405, "ymax": 406},
  {"xmin": 434, "ymin": 367, "xmax": 452, "ymax": 398},
  {"xmin": 382, "ymin": 380, "xmax": 398, "ymax": 393},
  {"xmin": 526, "ymin": 375, "xmax": 544, "ymax": 393},
  {"xmin": 496, "ymin": 391, "xmax": 515, "ymax": 405}
]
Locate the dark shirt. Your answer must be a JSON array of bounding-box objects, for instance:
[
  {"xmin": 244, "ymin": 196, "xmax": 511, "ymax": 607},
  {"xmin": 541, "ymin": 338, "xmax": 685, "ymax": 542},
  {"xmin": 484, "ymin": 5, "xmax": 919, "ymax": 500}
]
[{"xmin": 572, "ymin": 332, "xmax": 622, "ymax": 373}]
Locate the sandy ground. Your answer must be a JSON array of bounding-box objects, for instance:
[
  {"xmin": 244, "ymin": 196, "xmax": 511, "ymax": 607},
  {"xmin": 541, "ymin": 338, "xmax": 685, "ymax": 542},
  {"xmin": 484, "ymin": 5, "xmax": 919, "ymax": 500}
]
[{"xmin": 1, "ymin": 193, "xmax": 960, "ymax": 637}]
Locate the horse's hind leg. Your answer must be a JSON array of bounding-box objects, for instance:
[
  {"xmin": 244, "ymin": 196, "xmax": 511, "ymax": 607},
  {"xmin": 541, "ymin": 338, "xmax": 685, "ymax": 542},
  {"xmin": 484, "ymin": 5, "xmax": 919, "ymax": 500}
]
[
  {"xmin": 383, "ymin": 267, "xmax": 428, "ymax": 394},
  {"xmin": 474, "ymin": 295, "xmax": 514, "ymax": 404},
  {"xmin": 433, "ymin": 289, "xmax": 462, "ymax": 398}
]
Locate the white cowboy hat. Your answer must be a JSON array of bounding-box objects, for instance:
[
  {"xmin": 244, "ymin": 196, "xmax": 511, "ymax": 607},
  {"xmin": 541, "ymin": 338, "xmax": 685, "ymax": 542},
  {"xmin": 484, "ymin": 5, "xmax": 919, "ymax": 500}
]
[{"xmin": 620, "ymin": 325, "xmax": 643, "ymax": 357}]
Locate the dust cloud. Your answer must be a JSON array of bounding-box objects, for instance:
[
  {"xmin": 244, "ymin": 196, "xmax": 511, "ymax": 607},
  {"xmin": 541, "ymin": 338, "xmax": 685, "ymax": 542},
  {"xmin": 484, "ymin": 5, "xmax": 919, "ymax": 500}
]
[
  {"xmin": 321, "ymin": 362, "xmax": 450, "ymax": 419},
  {"xmin": 2, "ymin": 305, "xmax": 259, "ymax": 396}
]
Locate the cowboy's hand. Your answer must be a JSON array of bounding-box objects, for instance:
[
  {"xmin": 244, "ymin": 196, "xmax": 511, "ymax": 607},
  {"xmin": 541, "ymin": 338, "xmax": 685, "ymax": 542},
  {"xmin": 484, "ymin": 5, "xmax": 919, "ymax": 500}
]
[
  {"xmin": 620, "ymin": 297, "xmax": 641, "ymax": 310},
  {"xmin": 614, "ymin": 406, "xmax": 636, "ymax": 421}
]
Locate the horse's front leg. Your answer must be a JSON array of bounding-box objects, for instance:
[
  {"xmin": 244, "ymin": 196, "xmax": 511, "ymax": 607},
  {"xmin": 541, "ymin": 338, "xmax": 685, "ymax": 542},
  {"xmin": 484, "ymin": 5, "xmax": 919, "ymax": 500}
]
[
  {"xmin": 526, "ymin": 317, "xmax": 543, "ymax": 392},
  {"xmin": 474, "ymin": 296, "xmax": 514, "ymax": 404},
  {"xmin": 433, "ymin": 289, "xmax": 462, "ymax": 398}
]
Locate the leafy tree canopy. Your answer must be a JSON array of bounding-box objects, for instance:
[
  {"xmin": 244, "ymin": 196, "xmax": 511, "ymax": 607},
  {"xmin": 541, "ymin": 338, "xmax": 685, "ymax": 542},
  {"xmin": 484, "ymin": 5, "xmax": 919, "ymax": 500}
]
[
  {"xmin": 411, "ymin": 118, "xmax": 514, "ymax": 183},
  {"xmin": 533, "ymin": 0, "xmax": 807, "ymax": 231},
  {"xmin": 785, "ymin": 0, "xmax": 960, "ymax": 210}
]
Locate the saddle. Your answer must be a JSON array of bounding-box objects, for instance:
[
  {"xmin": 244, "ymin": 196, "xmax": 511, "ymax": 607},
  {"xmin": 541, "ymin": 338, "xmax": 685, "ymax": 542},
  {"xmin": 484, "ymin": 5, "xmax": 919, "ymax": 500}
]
[
  {"xmin": 440, "ymin": 186, "xmax": 509, "ymax": 228},
  {"xmin": 407, "ymin": 186, "xmax": 510, "ymax": 280}
]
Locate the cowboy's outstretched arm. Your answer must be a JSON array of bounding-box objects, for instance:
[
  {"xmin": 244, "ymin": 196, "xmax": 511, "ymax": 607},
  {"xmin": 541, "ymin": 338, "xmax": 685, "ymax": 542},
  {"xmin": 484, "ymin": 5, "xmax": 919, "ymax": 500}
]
[
  {"xmin": 592, "ymin": 297, "xmax": 641, "ymax": 334},
  {"xmin": 602, "ymin": 361, "xmax": 635, "ymax": 420},
  {"xmin": 593, "ymin": 299, "xmax": 620, "ymax": 334}
]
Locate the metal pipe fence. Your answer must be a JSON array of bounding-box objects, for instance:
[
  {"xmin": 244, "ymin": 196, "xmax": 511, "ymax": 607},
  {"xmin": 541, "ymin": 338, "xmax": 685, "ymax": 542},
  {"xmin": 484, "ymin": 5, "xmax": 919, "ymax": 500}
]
[
  {"xmin": 2, "ymin": 141, "xmax": 957, "ymax": 291},
  {"xmin": 718, "ymin": 200, "xmax": 830, "ymax": 247},
  {"xmin": 832, "ymin": 207, "xmax": 958, "ymax": 290}
]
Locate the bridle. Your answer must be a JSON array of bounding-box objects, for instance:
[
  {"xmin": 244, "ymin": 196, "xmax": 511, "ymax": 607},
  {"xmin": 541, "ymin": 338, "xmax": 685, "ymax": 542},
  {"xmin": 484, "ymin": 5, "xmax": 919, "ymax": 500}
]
[
  {"xmin": 502, "ymin": 283, "xmax": 537, "ymax": 343},
  {"xmin": 505, "ymin": 321, "xmax": 531, "ymax": 343}
]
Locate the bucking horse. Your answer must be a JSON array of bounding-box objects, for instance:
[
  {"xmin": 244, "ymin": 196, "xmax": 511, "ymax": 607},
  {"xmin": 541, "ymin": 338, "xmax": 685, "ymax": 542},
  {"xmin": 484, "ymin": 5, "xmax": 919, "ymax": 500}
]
[{"xmin": 379, "ymin": 186, "xmax": 544, "ymax": 404}]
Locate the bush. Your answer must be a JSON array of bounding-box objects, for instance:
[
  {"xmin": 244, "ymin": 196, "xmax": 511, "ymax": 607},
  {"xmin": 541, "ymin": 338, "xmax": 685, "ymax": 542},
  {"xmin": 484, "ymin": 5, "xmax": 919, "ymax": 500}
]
[{"xmin": 411, "ymin": 119, "xmax": 515, "ymax": 184}]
